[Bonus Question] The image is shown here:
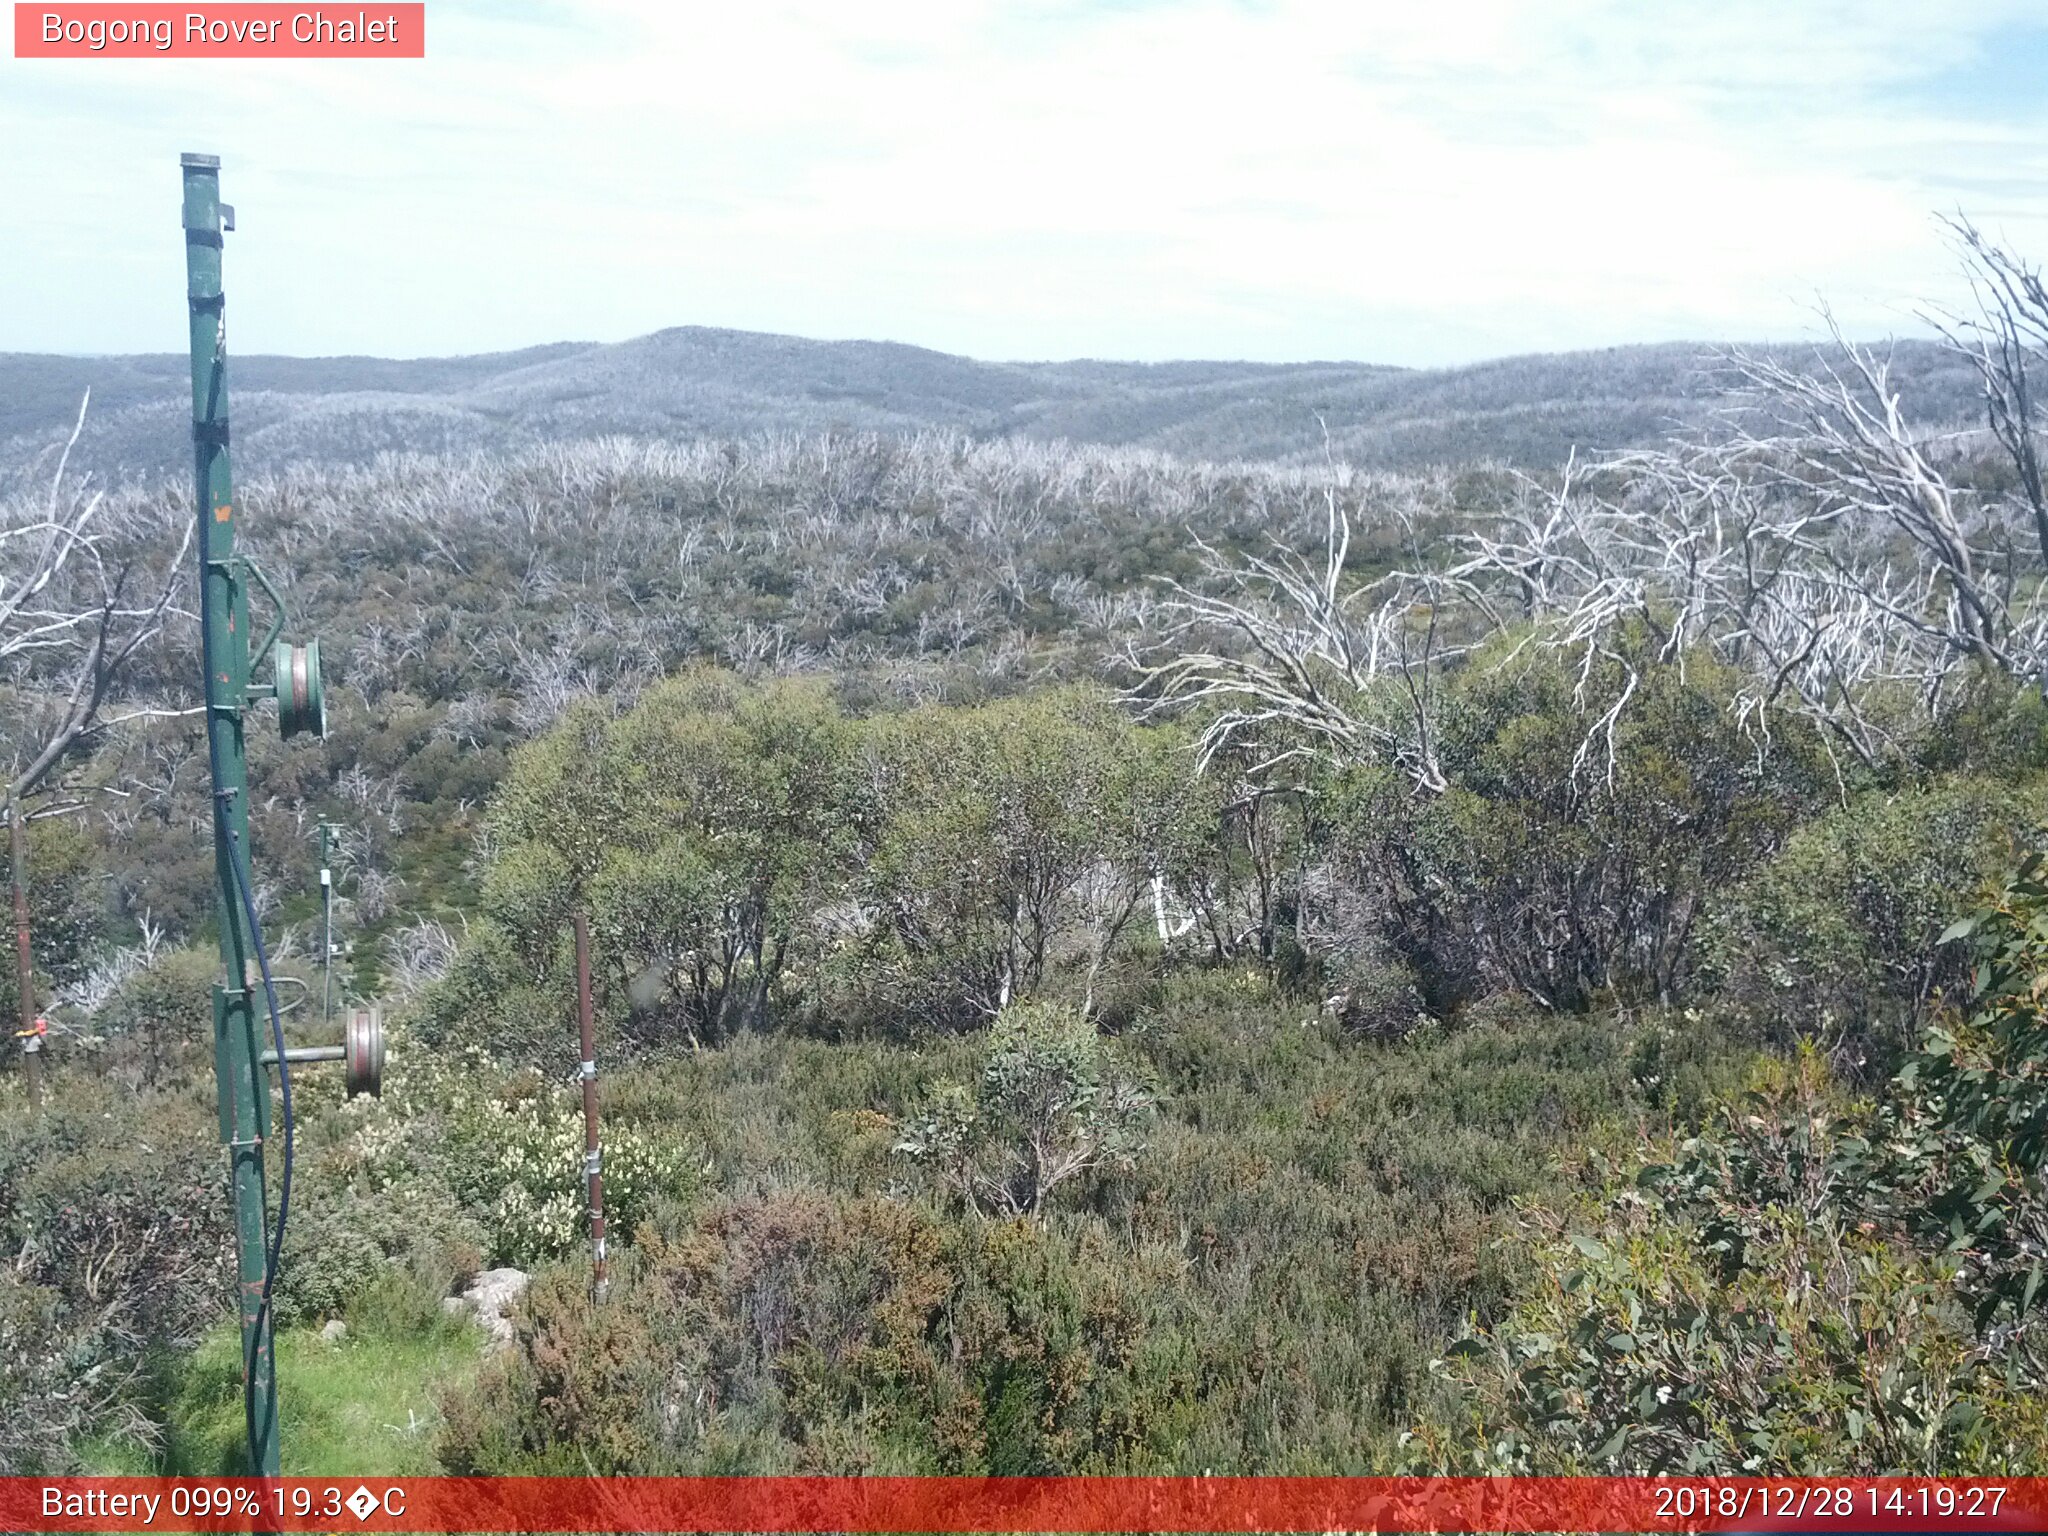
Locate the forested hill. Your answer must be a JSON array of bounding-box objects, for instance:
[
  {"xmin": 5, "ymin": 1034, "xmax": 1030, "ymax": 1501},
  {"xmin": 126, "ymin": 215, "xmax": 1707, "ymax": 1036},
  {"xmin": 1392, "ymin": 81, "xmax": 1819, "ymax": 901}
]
[{"xmin": 0, "ymin": 328, "xmax": 1978, "ymax": 480}]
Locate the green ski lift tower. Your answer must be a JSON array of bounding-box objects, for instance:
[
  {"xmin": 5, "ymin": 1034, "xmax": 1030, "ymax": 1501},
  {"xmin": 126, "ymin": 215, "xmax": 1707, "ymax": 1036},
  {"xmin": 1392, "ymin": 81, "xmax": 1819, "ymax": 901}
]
[{"xmin": 182, "ymin": 151, "xmax": 378, "ymax": 1478}]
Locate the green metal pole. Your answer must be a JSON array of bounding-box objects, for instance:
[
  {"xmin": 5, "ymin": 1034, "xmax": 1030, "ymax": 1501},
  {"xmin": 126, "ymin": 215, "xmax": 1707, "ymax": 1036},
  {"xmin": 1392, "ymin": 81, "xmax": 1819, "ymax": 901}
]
[{"xmin": 182, "ymin": 151, "xmax": 279, "ymax": 1479}]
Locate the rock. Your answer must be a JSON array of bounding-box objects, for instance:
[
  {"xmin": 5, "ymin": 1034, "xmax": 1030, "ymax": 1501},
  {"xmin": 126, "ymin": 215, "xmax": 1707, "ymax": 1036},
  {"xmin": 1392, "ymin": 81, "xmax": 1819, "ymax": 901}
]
[
  {"xmin": 447, "ymin": 1267, "xmax": 528, "ymax": 1352},
  {"xmin": 465, "ymin": 1266, "xmax": 530, "ymax": 1316},
  {"xmin": 320, "ymin": 1319, "xmax": 348, "ymax": 1345}
]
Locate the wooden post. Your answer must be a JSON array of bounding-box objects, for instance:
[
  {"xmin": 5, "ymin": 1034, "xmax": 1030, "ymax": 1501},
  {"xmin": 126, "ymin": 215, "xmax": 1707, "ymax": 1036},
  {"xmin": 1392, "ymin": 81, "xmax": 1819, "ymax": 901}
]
[
  {"xmin": 573, "ymin": 909, "xmax": 608, "ymax": 1303},
  {"xmin": 9, "ymin": 801, "xmax": 41, "ymax": 1110}
]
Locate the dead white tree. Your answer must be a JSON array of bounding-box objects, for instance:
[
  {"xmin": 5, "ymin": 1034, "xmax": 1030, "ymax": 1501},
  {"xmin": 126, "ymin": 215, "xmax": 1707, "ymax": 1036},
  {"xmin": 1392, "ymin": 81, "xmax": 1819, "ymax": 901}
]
[
  {"xmin": 1144, "ymin": 262, "xmax": 2048, "ymax": 792},
  {"xmin": 1440, "ymin": 424, "xmax": 2013, "ymax": 776},
  {"xmin": 384, "ymin": 914, "xmax": 462, "ymax": 996},
  {"xmin": 1140, "ymin": 467, "xmax": 1469, "ymax": 793},
  {"xmin": 1929, "ymin": 215, "xmax": 2048, "ymax": 566},
  {"xmin": 1721, "ymin": 322, "xmax": 2038, "ymax": 672},
  {"xmin": 2, "ymin": 393, "xmax": 193, "ymax": 806}
]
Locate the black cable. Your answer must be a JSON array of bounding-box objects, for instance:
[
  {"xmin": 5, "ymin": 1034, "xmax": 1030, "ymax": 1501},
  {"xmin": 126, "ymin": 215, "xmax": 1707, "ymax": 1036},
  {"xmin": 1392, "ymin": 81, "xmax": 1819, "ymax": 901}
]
[
  {"xmin": 232, "ymin": 832, "xmax": 295, "ymax": 1345},
  {"xmin": 194, "ymin": 334, "xmax": 294, "ymax": 1471}
]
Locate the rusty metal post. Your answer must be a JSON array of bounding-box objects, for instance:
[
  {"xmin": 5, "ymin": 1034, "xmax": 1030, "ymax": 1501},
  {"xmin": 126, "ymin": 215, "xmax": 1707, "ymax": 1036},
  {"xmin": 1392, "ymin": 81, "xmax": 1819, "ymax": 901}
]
[
  {"xmin": 9, "ymin": 801, "xmax": 41, "ymax": 1110},
  {"xmin": 573, "ymin": 909, "xmax": 608, "ymax": 1303}
]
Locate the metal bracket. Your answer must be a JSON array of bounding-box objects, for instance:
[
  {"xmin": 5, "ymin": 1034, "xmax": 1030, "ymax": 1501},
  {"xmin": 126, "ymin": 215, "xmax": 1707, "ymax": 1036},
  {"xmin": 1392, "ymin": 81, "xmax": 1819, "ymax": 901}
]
[{"xmin": 238, "ymin": 556, "xmax": 291, "ymax": 668}]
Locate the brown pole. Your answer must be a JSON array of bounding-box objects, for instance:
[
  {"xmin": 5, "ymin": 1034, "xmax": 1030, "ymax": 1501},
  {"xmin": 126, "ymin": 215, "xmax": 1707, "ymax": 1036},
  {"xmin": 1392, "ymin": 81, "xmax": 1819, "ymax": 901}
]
[
  {"xmin": 9, "ymin": 802, "xmax": 41, "ymax": 1111},
  {"xmin": 573, "ymin": 909, "xmax": 608, "ymax": 1303}
]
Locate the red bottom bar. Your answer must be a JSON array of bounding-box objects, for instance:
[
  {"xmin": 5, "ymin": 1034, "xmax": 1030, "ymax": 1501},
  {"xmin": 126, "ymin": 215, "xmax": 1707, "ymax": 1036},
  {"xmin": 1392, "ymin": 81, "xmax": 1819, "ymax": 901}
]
[{"xmin": 7, "ymin": 1476, "xmax": 2047, "ymax": 1534}]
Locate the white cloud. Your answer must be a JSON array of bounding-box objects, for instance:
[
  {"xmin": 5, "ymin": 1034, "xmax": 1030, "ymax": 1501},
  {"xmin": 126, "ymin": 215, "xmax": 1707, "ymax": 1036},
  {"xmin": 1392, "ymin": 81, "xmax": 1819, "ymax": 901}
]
[{"xmin": 4, "ymin": 0, "xmax": 2046, "ymax": 363}]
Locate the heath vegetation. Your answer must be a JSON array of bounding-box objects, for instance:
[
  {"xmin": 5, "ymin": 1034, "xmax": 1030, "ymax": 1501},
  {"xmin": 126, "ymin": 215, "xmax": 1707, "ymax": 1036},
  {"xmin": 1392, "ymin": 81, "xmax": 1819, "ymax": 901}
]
[{"xmin": 4, "ymin": 222, "xmax": 2048, "ymax": 1475}]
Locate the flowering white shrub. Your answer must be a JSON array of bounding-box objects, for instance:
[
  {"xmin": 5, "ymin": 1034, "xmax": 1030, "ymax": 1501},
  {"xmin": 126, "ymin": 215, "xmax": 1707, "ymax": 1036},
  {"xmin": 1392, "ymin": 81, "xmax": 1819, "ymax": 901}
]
[
  {"xmin": 447, "ymin": 1082, "xmax": 692, "ymax": 1268},
  {"xmin": 341, "ymin": 1113, "xmax": 414, "ymax": 1191},
  {"xmin": 318, "ymin": 1021, "xmax": 691, "ymax": 1268}
]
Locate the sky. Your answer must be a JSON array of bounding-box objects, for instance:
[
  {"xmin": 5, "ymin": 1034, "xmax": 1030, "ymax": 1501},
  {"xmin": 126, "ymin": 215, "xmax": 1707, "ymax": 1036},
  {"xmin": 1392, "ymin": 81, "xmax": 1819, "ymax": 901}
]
[{"xmin": 7, "ymin": 0, "xmax": 2048, "ymax": 367}]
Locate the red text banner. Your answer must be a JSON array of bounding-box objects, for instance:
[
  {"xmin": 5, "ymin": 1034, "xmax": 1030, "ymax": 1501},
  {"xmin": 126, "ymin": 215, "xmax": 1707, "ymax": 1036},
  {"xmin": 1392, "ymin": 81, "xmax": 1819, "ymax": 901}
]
[
  {"xmin": 14, "ymin": 5, "xmax": 425, "ymax": 58},
  {"xmin": 5, "ymin": 1476, "xmax": 2048, "ymax": 1533}
]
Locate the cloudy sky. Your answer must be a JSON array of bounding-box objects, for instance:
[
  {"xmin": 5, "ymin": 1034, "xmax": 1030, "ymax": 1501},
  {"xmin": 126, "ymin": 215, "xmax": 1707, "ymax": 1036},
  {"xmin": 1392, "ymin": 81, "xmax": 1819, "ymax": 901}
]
[{"xmin": 7, "ymin": 0, "xmax": 2048, "ymax": 365}]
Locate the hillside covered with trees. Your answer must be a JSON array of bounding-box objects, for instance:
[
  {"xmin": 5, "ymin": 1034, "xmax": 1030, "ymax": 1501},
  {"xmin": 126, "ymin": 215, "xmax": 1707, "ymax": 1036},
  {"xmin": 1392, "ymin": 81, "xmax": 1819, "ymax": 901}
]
[
  {"xmin": 0, "ymin": 329, "xmax": 1984, "ymax": 483},
  {"xmin": 3, "ymin": 226, "xmax": 2047, "ymax": 1479}
]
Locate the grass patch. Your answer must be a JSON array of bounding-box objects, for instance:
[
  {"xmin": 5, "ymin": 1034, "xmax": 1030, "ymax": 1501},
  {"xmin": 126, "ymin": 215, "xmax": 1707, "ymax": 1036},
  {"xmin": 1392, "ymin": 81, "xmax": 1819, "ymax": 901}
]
[
  {"xmin": 76, "ymin": 1433, "xmax": 159, "ymax": 1475},
  {"xmin": 159, "ymin": 1319, "xmax": 482, "ymax": 1477}
]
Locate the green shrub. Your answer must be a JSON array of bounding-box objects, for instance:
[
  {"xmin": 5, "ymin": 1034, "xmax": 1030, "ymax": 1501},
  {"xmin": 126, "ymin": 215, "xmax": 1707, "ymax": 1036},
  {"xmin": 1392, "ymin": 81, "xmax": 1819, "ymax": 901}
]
[
  {"xmin": 1896, "ymin": 857, "xmax": 2048, "ymax": 1355},
  {"xmin": 895, "ymin": 1003, "xmax": 1153, "ymax": 1218},
  {"xmin": 1323, "ymin": 948, "xmax": 1429, "ymax": 1039},
  {"xmin": 461, "ymin": 674, "xmax": 1215, "ymax": 1046},
  {"xmin": 438, "ymin": 1259, "xmax": 670, "ymax": 1475},
  {"xmin": 0, "ymin": 1270, "xmax": 98, "ymax": 1473},
  {"xmin": 1699, "ymin": 776, "xmax": 2044, "ymax": 1067},
  {"xmin": 87, "ymin": 946, "xmax": 217, "ymax": 1087},
  {"xmin": 1426, "ymin": 855, "xmax": 2048, "ymax": 1474},
  {"xmin": 1917, "ymin": 674, "xmax": 2048, "ymax": 780},
  {"xmin": 441, "ymin": 1190, "xmax": 959, "ymax": 1474},
  {"xmin": 0, "ymin": 1076, "xmax": 229, "ymax": 1470},
  {"xmin": 0, "ymin": 814, "xmax": 112, "ymax": 1023},
  {"xmin": 414, "ymin": 922, "xmax": 571, "ymax": 1067},
  {"xmin": 274, "ymin": 1175, "xmax": 484, "ymax": 1330},
  {"xmin": 478, "ymin": 674, "xmax": 874, "ymax": 1046},
  {"xmin": 1422, "ymin": 1057, "xmax": 2041, "ymax": 1474},
  {"xmin": 0, "ymin": 1077, "xmax": 228, "ymax": 1345},
  {"xmin": 1326, "ymin": 639, "xmax": 1829, "ymax": 1012},
  {"xmin": 851, "ymin": 691, "xmax": 1215, "ymax": 1032}
]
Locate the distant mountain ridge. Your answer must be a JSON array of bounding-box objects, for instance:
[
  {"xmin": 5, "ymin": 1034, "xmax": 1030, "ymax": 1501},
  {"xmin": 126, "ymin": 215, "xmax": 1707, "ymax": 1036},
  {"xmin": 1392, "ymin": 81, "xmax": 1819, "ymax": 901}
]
[{"xmin": 0, "ymin": 326, "xmax": 1981, "ymax": 481}]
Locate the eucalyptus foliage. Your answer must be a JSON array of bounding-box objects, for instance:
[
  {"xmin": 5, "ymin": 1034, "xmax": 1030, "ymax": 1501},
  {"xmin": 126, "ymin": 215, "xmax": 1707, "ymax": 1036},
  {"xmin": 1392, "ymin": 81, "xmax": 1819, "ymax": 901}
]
[{"xmin": 1429, "ymin": 857, "xmax": 2048, "ymax": 1474}]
